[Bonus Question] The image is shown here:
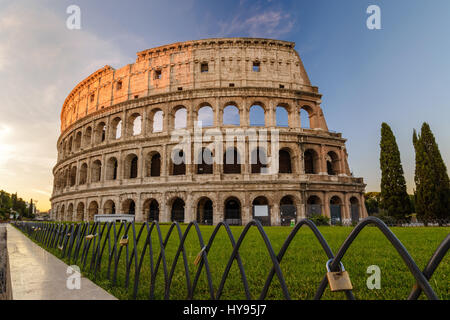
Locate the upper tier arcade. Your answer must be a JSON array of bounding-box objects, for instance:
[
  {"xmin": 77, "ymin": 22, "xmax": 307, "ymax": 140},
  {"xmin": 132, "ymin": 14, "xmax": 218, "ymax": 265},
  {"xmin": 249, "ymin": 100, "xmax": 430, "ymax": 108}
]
[{"xmin": 60, "ymin": 38, "xmax": 318, "ymax": 133}]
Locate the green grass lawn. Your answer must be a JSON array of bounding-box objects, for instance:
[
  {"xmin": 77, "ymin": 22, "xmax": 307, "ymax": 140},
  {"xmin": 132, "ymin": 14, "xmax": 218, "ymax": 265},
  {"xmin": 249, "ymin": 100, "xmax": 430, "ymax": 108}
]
[{"xmin": 27, "ymin": 223, "xmax": 450, "ymax": 300}]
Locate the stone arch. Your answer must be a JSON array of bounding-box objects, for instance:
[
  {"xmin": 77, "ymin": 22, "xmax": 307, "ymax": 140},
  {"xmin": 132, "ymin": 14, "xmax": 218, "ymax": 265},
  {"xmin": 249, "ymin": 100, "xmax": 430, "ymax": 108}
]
[
  {"xmin": 149, "ymin": 108, "xmax": 164, "ymax": 133},
  {"xmin": 304, "ymin": 149, "xmax": 319, "ymax": 174},
  {"xmin": 122, "ymin": 199, "xmax": 136, "ymax": 215},
  {"xmin": 172, "ymin": 105, "xmax": 187, "ymax": 130},
  {"xmin": 84, "ymin": 126, "xmax": 92, "ymax": 147},
  {"xmin": 224, "ymin": 196, "xmax": 241, "ymax": 225},
  {"xmin": 76, "ymin": 202, "xmax": 85, "ymax": 221},
  {"xmin": 91, "ymin": 160, "xmax": 102, "ymax": 182},
  {"xmin": 223, "ymin": 147, "xmax": 241, "ymax": 174},
  {"xmin": 252, "ymin": 196, "xmax": 271, "ymax": 226},
  {"xmin": 110, "ymin": 117, "xmax": 122, "ymax": 140},
  {"xmin": 74, "ymin": 131, "xmax": 82, "ymax": 151},
  {"xmin": 276, "ymin": 105, "xmax": 289, "ymax": 127},
  {"xmin": 249, "ymin": 104, "xmax": 266, "ymax": 126},
  {"xmin": 94, "ymin": 121, "xmax": 107, "ymax": 144},
  {"xmin": 196, "ymin": 197, "xmax": 213, "ymax": 225},
  {"xmin": 67, "ymin": 203, "xmax": 74, "ymax": 221},
  {"xmin": 251, "ymin": 146, "xmax": 268, "ymax": 174},
  {"xmin": 170, "ymin": 197, "xmax": 185, "ymax": 222},
  {"xmin": 196, "ymin": 147, "xmax": 213, "ymax": 174},
  {"xmin": 87, "ymin": 200, "xmax": 99, "ymax": 221},
  {"xmin": 196, "ymin": 104, "xmax": 214, "ymax": 128},
  {"xmin": 70, "ymin": 166, "xmax": 77, "ymax": 186},
  {"xmin": 329, "ymin": 195, "xmax": 343, "ymax": 225},
  {"xmin": 79, "ymin": 163, "xmax": 88, "ymax": 185},
  {"xmin": 142, "ymin": 198, "xmax": 159, "ymax": 222},
  {"xmin": 326, "ymin": 150, "xmax": 340, "ymax": 175},
  {"xmin": 106, "ymin": 156, "xmax": 118, "ymax": 180},
  {"xmin": 279, "ymin": 148, "xmax": 292, "ymax": 173},
  {"xmin": 103, "ymin": 199, "xmax": 116, "ymax": 214},
  {"xmin": 222, "ymin": 103, "xmax": 240, "ymax": 126},
  {"xmin": 60, "ymin": 204, "xmax": 65, "ymax": 221},
  {"xmin": 280, "ymin": 195, "xmax": 297, "ymax": 226},
  {"xmin": 145, "ymin": 151, "xmax": 161, "ymax": 177},
  {"xmin": 171, "ymin": 148, "xmax": 186, "ymax": 175},
  {"xmin": 349, "ymin": 196, "xmax": 360, "ymax": 223},
  {"xmin": 124, "ymin": 153, "xmax": 138, "ymax": 179},
  {"xmin": 128, "ymin": 112, "xmax": 142, "ymax": 136},
  {"xmin": 306, "ymin": 195, "xmax": 322, "ymax": 216},
  {"xmin": 299, "ymin": 105, "xmax": 314, "ymax": 129}
]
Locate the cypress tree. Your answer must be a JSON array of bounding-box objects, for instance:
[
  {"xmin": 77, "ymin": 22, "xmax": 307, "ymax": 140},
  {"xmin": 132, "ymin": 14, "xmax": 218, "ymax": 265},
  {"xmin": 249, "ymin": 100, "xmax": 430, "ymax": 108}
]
[
  {"xmin": 413, "ymin": 123, "xmax": 450, "ymax": 221},
  {"xmin": 379, "ymin": 123, "xmax": 411, "ymax": 219}
]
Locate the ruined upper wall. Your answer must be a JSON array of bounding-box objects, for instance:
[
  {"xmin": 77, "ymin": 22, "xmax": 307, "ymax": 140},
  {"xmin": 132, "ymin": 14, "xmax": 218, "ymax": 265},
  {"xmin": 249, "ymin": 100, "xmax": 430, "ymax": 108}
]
[{"xmin": 60, "ymin": 38, "xmax": 314, "ymax": 132}]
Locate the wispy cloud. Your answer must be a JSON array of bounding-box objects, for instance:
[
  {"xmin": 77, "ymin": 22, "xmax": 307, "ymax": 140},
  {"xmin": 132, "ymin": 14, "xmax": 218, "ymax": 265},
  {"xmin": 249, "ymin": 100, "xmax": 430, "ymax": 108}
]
[{"xmin": 219, "ymin": 9, "xmax": 295, "ymax": 38}]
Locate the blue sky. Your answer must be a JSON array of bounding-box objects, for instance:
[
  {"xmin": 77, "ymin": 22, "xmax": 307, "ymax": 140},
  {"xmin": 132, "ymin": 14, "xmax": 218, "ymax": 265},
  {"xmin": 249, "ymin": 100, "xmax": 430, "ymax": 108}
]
[{"xmin": 0, "ymin": 0, "xmax": 449, "ymax": 210}]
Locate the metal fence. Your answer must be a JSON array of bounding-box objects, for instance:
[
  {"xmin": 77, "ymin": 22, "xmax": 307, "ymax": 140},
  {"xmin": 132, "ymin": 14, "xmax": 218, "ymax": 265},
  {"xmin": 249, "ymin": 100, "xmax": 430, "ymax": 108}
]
[{"xmin": 12, "ymin": 216, "xmax": 449, "ymax": 300}]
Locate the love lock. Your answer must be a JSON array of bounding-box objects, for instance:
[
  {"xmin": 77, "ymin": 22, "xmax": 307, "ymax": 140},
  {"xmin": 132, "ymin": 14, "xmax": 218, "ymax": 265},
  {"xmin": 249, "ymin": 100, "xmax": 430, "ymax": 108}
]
[
  {"xmin": 326, "ymin": 259, "xmax": 353, "ymax": 292},
  {"xmin": 119, "ymin": 235, "xmax": 129, "ymax": 246}
]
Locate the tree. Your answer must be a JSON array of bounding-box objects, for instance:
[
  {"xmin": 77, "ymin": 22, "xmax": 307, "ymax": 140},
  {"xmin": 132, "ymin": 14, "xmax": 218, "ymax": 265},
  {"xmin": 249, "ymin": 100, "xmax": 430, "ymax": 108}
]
[
  {"xmin": 379, "ymin": 123, "xmax": 411, "ymax": 219},
  {"xmin": 364, "ymin": 192, "xmax": 380, "ymax": 215},
  {"xmin": 413, "ymin": 123, "xmax": 450, "ymax": 221}
]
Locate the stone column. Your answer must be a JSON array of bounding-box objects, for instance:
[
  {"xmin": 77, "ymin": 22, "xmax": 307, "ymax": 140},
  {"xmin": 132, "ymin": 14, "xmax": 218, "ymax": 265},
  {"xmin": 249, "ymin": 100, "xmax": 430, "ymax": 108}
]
[
  {"xmin": 213, "ymin": 196, "xmax": 223, "ymax": 225},
  {"xmin": 272, "ymin": 203, "xmax": 280, "ymax": 226},
  {"xmin": 319, "ymin": 144, "xmax": 327, "ymax": 175}
]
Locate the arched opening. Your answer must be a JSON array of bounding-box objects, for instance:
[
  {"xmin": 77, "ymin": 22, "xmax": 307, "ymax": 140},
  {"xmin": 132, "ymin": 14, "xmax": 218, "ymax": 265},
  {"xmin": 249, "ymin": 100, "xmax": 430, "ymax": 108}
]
[
  {"xmin": 197, "ymin": 105, "xmax": 213, "ymax": 128},
  {"xmin": 68, "ymin": 137, "xmax": 73, "ymax": 154},
  {"xmin": 223, "ymin": 147, "xmax": 241, "ymax": 174},
  {"xmin": 276, "ymin": 106, "xmax": 289, "ymax": 127},
  {"xmin": 95, "ymin": 122, "xmax": 106, "ymax": 144},
  {"xmin": 171, "ymin": 149, "xmax": 186, "ymax": 175},
  {"xmin": 70, "ymin": 166, "xmax": 77, "ymax": 186},
  {"xmin": 306, "ymin": 196, "xmax": 322, "ymax": 217},
  {"xmin": 103, "ymin": 200, "xmax": 116, "ymax": 214},
  {"xmin": 122, "ymin": 199, "xmax": 136, "ymax": 215},
  {"xmin": 106, "ymin": 157, "xmax": 118, "ymax": 180},
  {"xmin": 91, "ymin": 160, "xmax": 102, "ymax": 182},
  {"xmin": 329, "ymin": 196, "xmax": 342, "ymax": 225},
  {"xmin": 304, "ymin": 149, "xmax": 319, "ymax": 174},
  {"xmin": 174, "ymin": 107, "xmax": 187, "ymax": 129},
  {"xmin": 84, "ymin": 127, "xmax": 92, "ymax": 147},
  {"xmin": 197, "ymin": 198, "xmax": 213, "ymax": 225},
  {"xmin": 88, "ymin": 201, "xmax": 98, "ymax": 221},
  {"xmin": 350, "ymin": 197, "xmax": 360, "ymax": 224},
  {"xmin": 223, "ymin": 105, "xmax": 240, "ymax": 126},
  {"xmin": 60, "ymin": 205, "xmax": 65, "ymax": 221},
  {"xmin": 79, "ymin": 163, "xmax": 87, "ymax": 185},
  {"xmin": 326, "ymin": 151, "xmax": 340, "ymax": 176},
  {"xmin": 300, "ymin": 107, "xmax": 312, "ymax": 129},
  {"xmin": 249, "ymin": 105, "xmax": 265, "ymax": 126},
  {"xmin": 252, "ymin": 196, "xmax": 270, "ymax": 226},
  {"xmin": 67, "ymin": 203, "xmax": 74, "ymax": 221},
  {"xmin": 152, "ymin": 110, "xmax": 163, "ymax": 132},
  {"xmin": 74, "ymin": 132, "xmax": 82, "ymax": 151},
  {"xmin": 124, "ymin": 154, "xmax": 138, "ymax": 179},
  {"xmin": 111, "ymin": 117, "xmax": 122, "ymax": 140},
  {"xmin": 196, "ymin": 148, "xmax": 213, "ymax": 174},
  {"xmin": 279, "ymin": 149, "xmax": 292, "ymax": 173},
  {"xmin": 251, "ymin": 147, "xmax": 268, "ymax": 174},
  {"xmin": 128, "ymin": 113, "xmax": 142, "ymax": 136},
  {"xmin": 144, "ymin": 199, "xmax": 159, "ymax": 222},
  {"xmin": 146, "ymin": 152, "xmax": 161, "ymax": 177},
  {"xmin": 224, "ymin": 197, "xmax": 241, "ymax": 226},
  {"xmin": 280, "ymin": 196, "xmax": 296, "ymax": 226},
  {"xmin": 171, "ymin": 198, "xmax": 185, "ymax": 222},
  {"xmin": 76, "ymin": 202, "xmax": 85, "ymax": 221}
]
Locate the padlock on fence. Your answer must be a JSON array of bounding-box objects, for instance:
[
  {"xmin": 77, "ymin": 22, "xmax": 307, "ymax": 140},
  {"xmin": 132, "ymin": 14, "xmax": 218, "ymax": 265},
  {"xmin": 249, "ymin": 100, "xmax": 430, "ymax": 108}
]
[
  {"xmin": 326, "ymin": 259, "xmax": 353, "ymax": 292},
  {"xmin": 194, "ymin": 246, "xmax": 207, "ymax": 266},
  {"xmin": 85, "ymin": 234, "xmax": 96, "ymax": 240},
  {"xmin": 119, "ymin": 235, "xmax": 129, "ymax": 246}
]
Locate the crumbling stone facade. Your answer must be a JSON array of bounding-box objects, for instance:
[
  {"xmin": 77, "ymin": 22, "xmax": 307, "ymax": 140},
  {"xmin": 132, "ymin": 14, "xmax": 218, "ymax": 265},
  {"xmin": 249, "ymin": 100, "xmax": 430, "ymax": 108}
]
[{"xmin": 51, "ymin": 38, "xmax": 367, "ymax": 225}]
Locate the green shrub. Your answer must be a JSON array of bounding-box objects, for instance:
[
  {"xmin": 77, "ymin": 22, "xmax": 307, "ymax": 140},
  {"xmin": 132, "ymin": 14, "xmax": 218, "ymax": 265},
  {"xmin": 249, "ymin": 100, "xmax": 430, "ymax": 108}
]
[{"xmin": 308, "ymin": 215, "xmax": 330, "ymax": 226}]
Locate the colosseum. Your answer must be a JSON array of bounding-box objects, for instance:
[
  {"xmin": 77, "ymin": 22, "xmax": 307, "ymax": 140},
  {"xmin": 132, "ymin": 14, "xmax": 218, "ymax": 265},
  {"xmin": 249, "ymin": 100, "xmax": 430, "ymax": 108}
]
[{"xmin": 50, "ymin": 37, "xmax": 367, "ymax": 226}]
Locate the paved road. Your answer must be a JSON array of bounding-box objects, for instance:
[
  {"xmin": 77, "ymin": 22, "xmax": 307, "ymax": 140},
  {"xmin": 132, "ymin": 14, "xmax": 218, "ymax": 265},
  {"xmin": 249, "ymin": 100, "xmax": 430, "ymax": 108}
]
[{"xmin": 6, "ymin": 224, "xmax": 117, "ymax": 300}]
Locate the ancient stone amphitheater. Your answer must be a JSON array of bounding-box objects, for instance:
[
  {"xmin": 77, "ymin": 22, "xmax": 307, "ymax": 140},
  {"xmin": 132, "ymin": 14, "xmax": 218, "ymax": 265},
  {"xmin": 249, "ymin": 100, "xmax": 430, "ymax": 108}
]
[{"xmin": 51, "ymin": 37, "xmax": 367, "ymax": 226}]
